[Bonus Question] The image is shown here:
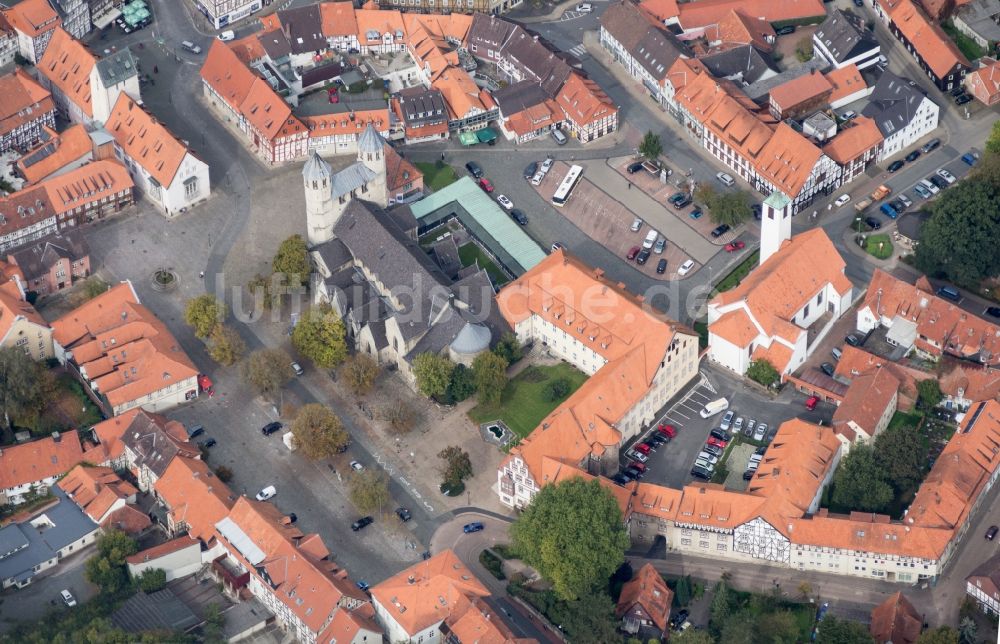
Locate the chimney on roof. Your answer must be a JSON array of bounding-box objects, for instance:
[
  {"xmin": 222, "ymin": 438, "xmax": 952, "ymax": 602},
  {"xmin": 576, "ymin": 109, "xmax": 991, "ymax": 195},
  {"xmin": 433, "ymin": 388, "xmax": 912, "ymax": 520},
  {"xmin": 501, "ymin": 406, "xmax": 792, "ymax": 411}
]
[
  {"xmin": 408, "ymin": 575, "xmax": 415, "ymax": 584},
  {"xmin": 52, "ymin": 431, "xmax": 61, "ymax": 442}
]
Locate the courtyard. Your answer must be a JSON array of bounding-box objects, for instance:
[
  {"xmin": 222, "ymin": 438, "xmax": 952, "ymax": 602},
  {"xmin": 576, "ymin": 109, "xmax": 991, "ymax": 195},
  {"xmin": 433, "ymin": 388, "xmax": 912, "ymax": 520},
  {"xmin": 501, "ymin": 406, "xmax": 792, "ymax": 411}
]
[{"xmin": 468, "ymin": 362, "xmax": 587, "ymax": 439}]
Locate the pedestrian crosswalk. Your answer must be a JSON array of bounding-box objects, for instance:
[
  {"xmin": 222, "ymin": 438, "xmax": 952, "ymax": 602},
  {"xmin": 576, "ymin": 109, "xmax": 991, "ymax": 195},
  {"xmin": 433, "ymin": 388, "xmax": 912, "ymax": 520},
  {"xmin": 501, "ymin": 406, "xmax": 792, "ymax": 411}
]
[{"xmin": 567, "ymin": 44, "xmax": 588, "ymax": 57}]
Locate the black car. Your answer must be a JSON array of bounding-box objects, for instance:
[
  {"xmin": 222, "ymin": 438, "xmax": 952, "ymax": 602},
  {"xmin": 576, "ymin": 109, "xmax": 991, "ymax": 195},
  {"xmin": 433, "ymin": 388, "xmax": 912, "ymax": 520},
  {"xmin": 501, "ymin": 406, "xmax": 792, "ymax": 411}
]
[
  {"xmin": 627, "ymin": 161, "xmax": 644, "ymax": 174},
  {"xmin": 710, "ymin": 224, "xmax": 731, "ymax": 238},
  {"xmin": 865, "ymin": 216, "xmax": 881, "ymax": 230},
  {"xmin": 905, "ymin": 150, "xmax": 921, "ymax": 163},
  {"xmin": 510, "ymin": 209, "xmax": 528, "ymax": 225},
  {"xmin": 287, "ymin": 512, "xmax": 297, "ymax": 523},
  {"xmin": 523, "ymin": 161, "xmax": 538, "ymax": 180},
  {"xmin": 766, "ymin": 425, "xmax": 779, "ymax": 442},
  {"xmin": 951, "ymin": 86, "xmax": 967, "ymax": 97},
  {"xmin": 352, "ymin": 516, "xmax": 374, "ymax": 531},
  {"xmin": 200, "ymin": 438, "xmax": 217, "ymax": 448},
  {"xmin": 755, "ymin": 445, "xmax": 768, "ymax": 456},
  {"xmin": 690, "ymin": 467, "xmax": 711, "ymax": 480},
  {"xmin": 625, "ymin": 466, "xmax": 644, "ymax": 480},
  {"xmin": 670, "ymin": 610, "xmax": 690, "ymax": 629},
  {"xmin": 775, "ymin": 25, "xmax": 796, "ymax": 35},
  {"xmin": 636, "ymin": 249, "xmax": 651, "ymax": 265},
  {"xmin": 656, "ymin": 258, "xmax": 668, "ymax": 274},
  {"xmin": 887, "ymin": 159, "xmax": 905, "ymax": 173},
  {"xmin": 671, "ymin": 195, "xmax": 692, "ymax": 209},
  {"xmin": 929, "ymin": 175, "xmax": 948, "ymax": 190},
  {"xmin": 921, "ymin": 138, "xmax": 941, "ymax": 154},
  {"xmin": 751, "ymin": 204, "xmax": 762, "ymax": 220},
  {"xmin": 820, "ymin": 362, "xmax": 835, "ymax": 377},
  {"xmin": 890, "ymin": 199, "xmax": 906, "ymax": 213},
  {"xmin": 710, "ymin": 429, "xmax": 731, "ymax": 442},
  {"xmin": 853, "ymin": 0, "xmax": 863, "ymax": 5},
  {"xmin": 986, "ymin": 307, "xmax": 1000, "ymax": 318},
  {"xmin": 395, "ymin": 507, "xmax": 412, "ymax": 522},
  {"xmin": 845, "ymin": 333, "xmax": 861, "ymax": 346},
  {"xmin": 649, "ymin": 433, "xmax": 668, "ymax": 446},
  {"xmin": 956, "ymin": 94, "xmax": 972, "ymax": 106},
  {"xmin": 743, "ymin": 469, "xmax": 756, "ymax": 481},
  {"xmin": 668, "ymin": 191, "xmax": 689, "ymax": 205},
  {"xmin": 465, "ymin": 161, "xmax": 483, "ymax": 178},
  {"xmin": 261, "ymin": 421, "xmax": 282, "ymax": 435},
  {"xmin": 611, "ymin": 473, "xmax": 631, "ymax": 485}
]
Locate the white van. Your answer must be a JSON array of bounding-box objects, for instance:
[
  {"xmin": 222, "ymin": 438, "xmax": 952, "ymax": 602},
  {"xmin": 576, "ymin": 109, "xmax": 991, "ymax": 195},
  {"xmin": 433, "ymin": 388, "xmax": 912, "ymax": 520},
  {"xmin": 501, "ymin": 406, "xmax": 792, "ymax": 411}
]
[
  {"xmin": 642, "ymin": 229, "xmax": 659, "ymax": 249},
  {"xmin": 700, "ymin": 398, "xmax": 729, "ymax": 418},
  {"xmin": 218, "ymin": 30, "xmax": 236, "ymax": 41},
  {"xmin": 181, "ymin": 40, "xmax": 202, "ymax": 54},
  {"xmin": 551, "ymin": 129, "xmax": 567, "ymax": 145},
  {"xmin": 716, "ymin": 172, "xmax": 735, "ymax": 187},
  {"xmin": 576, "ymin": 2, "xmax": 594, "ymax": 11}
]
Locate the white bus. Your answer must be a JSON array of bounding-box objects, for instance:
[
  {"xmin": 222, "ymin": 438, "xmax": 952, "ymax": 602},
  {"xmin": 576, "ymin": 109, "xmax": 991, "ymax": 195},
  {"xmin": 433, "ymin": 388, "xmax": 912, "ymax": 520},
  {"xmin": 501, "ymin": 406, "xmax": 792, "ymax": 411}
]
[{"xmin": 552, "ymin": 164, "xmax": 583, "ymax": 206}]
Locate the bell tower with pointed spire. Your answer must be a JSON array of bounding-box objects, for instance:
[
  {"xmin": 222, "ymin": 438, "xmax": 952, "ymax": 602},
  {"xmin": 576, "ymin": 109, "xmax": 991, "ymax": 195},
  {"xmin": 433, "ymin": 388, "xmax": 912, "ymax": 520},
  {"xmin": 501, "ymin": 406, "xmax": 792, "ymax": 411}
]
[
  {"xmin": 303, "ymin": 151, "xmax": 335, "ymax": 246},
  {"xmin": 357, "ymin": 123, "xmax": 387, "ymax": 205}
]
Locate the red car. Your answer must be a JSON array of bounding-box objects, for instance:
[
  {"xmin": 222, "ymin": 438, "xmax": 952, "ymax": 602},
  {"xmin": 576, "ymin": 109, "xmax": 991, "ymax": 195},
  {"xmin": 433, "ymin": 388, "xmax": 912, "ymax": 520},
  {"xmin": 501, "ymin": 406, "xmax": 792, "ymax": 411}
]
[
  {"xmin": 805, "ymin": 395, "xmax": 819, "ymax": 411},
  {"xmin": 634, "ymin": 442, "xmax": 652, "ymax": 455},
  {"xmin": 626, "ymin": 246, "xmax": 641, "ymax": 261},
  {"xmin": 328, "ymin": 88, "xmax": 339, "ymax": 104},
  {"xmin": 707, "ymin": 436, "xmax": 727, "ymax": 449},
  {"xmin": 478, "ymin": 178, "xmax": 494, "ymax": 193},
  {"xmin": 657, "ymin": 423, "xmax": 677, "ymax": 438},
  {"xmin": 725, "ymin": 240, "xmax": 746, "ymax": 252}
]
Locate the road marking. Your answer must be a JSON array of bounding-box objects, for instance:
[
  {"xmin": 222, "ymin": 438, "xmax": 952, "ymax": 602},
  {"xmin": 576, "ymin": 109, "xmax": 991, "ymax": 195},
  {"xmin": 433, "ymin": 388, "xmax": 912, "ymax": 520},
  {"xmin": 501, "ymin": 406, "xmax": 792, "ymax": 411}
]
[
  {"xmin": 672, "ymin": 409, "xmax": 691, "ymax": 420},
  {"xmin": 567, "ymin": 44, "xmax": 588, "ymax": 56}
]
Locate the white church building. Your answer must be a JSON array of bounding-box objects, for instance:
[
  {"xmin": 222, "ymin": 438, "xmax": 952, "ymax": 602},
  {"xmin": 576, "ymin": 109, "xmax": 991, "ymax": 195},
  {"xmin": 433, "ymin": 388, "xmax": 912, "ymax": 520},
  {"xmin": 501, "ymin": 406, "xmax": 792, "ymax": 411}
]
[{"xmin": 706, "ymin": 191, "xmax": 854, "ymax": 377}]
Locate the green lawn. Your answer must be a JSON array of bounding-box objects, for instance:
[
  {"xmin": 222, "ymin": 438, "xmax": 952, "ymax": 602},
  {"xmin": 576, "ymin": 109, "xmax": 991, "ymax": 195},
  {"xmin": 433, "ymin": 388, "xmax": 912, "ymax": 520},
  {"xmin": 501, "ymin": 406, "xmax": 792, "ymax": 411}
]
[
  {"xmin": 693, "ymin": 319, "xmax": 709, "ymax": 351},
  {"xmin": 469, "ymin": 363, "xmax": 588, "ymax": 438},
  {"xmin": 864, "ymin": 234, "xmax": 894, "ymax": 260},
  {"xmin": 458, "ymin": 242, "xmax": 509, "ymax": 286},
  {"xmin": 887, "ymin": 409, "xmax": 924, "ymax": 432},
  {"xmin": 415, "ymin": 161, "xmax": 459, "ymax": 192},
  {"xmin": 713, "ymin": 250, "xmax": 760, "ymax": 295},
  {"xmin": 943, "ymin": 20, "xmax": 986, "ymax": 61}
]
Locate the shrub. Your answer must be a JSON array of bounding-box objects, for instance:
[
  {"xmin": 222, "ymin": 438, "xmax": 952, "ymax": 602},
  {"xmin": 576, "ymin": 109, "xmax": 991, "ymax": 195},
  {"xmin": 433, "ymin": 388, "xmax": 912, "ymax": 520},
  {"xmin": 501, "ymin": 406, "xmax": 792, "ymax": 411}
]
[
  {"xmin": 479, "ymin": 550, "xmax": 506, "ymax": 580},
  {"xmin": 543, "ymin": 378, "xmax": 572, "ymax": 401}
]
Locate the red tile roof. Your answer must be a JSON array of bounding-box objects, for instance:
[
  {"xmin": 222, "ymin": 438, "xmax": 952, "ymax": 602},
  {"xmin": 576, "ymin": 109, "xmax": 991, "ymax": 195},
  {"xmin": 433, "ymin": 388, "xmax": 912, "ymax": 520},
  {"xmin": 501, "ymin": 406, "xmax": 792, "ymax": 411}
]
[
  {"xmin": 888, "ymin": 0, "xmax": 969, "ymax": 79},
  {"xmin": 825, "ymin": 64, "xmax": 868, "ymax": 105},
  {"xmin": 104, "ymin": 94, "xmax": 191, "ymax": 187},
  {"xmin": 769, "ymin": 70, "xmax": 833, "ymax": 111},
  {"xmin": 40, "ymin": 159, "xmax": 134, "ymax": 215},
  {"xmin": 0, "ymin": 431, "xmax": 83, "ymax": 491},
  {"xmin": 2, "ymin": 0, "xmax": 60, "ymax": 38},
  {"xmin": 0, "ymin": 69, "xmax": 54, "ymax": 141},
  {"xmin": 677, "ymin": 0, "xmax": 826, "ymax": 29},
  {"xmin": 126, "ymin": 535, "xmax": 200, "ymax": 565},
  {"xmin": 38, "ymin": 27, "xmax": 95, "ymax": 118},
  {"xmin": 557, "ymin": 72, "xmax": 616, "ymax": 128},
  {"xmin": 616, "ymin": 563, "xmax": 672, "ymax": 632},
  {"xmin": 824, "ymin": 116, "xmax": 883, "ymax": 165},
  {"xmin": 16, "ymin": 124, "xmax": 92, "ymax": 184},
  {"xmin": 58, "ymin": 464, "xmax": 137, "ymax": 523},
  {"xmin": 155, "ymin": 456, "xmax": 236, "ymax": 543},
  {"xmin": 870, "ymin": 592, "xmax": 922, "ymax": 644}
]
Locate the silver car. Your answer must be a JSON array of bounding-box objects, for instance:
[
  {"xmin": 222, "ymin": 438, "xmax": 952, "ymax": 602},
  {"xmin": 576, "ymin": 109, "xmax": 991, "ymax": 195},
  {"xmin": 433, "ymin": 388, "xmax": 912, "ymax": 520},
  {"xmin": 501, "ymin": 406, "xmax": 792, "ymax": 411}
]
[
  {"xmin": 753, "ymin": 423, "xmax": 767, "ymax": 442},
  {"xmin": 733, "ymin": 417, "xmax": 745, "ymax": 434},
  {"xmin": 720, "ymin": 410, "xmax": 735, "ymax": 431},
  {"xmin": 653, "ymin": 238, "xmax": 667, "ymax": 254}
]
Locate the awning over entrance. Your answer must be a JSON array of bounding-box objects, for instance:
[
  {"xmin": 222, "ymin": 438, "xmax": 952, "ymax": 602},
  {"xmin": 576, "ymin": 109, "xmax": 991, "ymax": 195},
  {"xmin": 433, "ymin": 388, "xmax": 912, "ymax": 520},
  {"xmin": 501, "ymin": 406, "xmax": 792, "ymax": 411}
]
[
  {"xmin": 458, "ymin": 131, "xmax": 479, "ymax": 146},
  {"xmin": 475, "ymin": 127, "xmax": 498, "ymax": 143}
]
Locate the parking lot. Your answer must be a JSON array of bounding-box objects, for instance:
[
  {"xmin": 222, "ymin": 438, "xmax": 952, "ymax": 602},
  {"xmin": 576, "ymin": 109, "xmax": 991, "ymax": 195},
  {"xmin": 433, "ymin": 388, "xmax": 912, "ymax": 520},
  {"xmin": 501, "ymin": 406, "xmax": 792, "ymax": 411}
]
[{"xmin": 617, "ymin": 365, "xmax": 837, "ymax": 490}]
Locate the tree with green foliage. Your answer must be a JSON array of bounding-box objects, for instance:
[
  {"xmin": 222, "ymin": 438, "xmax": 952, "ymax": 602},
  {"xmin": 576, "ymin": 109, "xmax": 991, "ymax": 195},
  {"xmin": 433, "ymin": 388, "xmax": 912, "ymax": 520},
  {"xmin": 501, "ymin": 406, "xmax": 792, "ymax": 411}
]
[
  {"xmin": 815, "ymin": 615, "xmax": 875, "ymax": 644},
  {"xmin": 342, "ymin": 353, "xmax": 380, "ymax": 394},
  {"xmin": 413, "ymin": 352, "xmax": 455, "ymax": 399},
  {"xmin": 709, "ymin": 191, "xmax": 752, "ymax": 227},
  {"xmin": 917, "ymin": 626, "xmax": 959, "ymax": 644},
  {"xmin": 673, "ymin": 575, "xmax": 692, "ymax": 606},
  {"xmin": 247, "ymin": 273, "xmax": 277, "ymax": 310},
  {"xmin": 709, "ymin": 579, "xmax": 735, "ymax": 634},
  {"xmin": 544, "ymin": 378, "xmax": 572, "ymax": 402},
  {"xmin": 85, "ymin": 530, "xmax": 138, "ymax": 594},
  {"xmin": 555, "ymin": 591, "xmax": 621, "ymax": 644},
  {"xmin": 135, "ymin": 568, "xmax": 167, "ymax": 593},
  {"xmin": 917, "ymin": 378, "xmax": 944, "ymax": 410},
  {"xmin": 720, "ymin": 611, "xmax": 756, "ymax": 644},
  {"xmin": 272, "ymin": 234, "xmax": 311, "ymax": 286},
  {"xmin": 639, "ymin": 131, "xmax": 662, "ymax": 160},
  {"xmin": 438, "ymin": 445, "xmax": 473, "ymax": 487},
  {"xmin": 350, "ymin": 469, "xmax": 391, "ymax": 514},
  {"xmin": 291, "ymin": 305, "xmax": 348, "ymax": 369},
  {"xmin": 203, "ymin": 604, "xmax": 226, "ymax": 644},
  {"xmin": 756, "ymin": 610, "xmax": 800, "ymax": 644},
  {"xmin": 958, "ymin": 617, "xmax": 977, "ymax": 644},
  {"xmin": 511, "ymin": 478, "xmax": 630, "ymax": 601},
  {"xmin": 916, "ymin": 179, "xmax": 1000, "ymax": 288},
  {"xmin": 291, "ymin": 403, "xmax": 350, "ymax": 459},
  {"xmin": 986, "ymin": 120, "xmax": 1000, "ymax": 155},
  {"xmin": 242, "ymin": 348, "xmax": 294, "ymax": 399},
  {"xmin": 875, "ymin": 423, "xmax": 926, "ymax": 491},
  {"xmin": 493, "ymin": 332, "xmax": 523, "ymax": 364},
  {"xmin": 445, "ymin": 363, "xmax": 476, "ymax": 403},
  {"xmin": 795, "ymin": 36, "xmax": 814, "ymax": 61},
  {"xmin": 184, "ymin": 294, "xmax": 225, "ymax": 338},
  {"xmin": 832, "ymin": 442, "xmax": 894, "ymax": 512},
  {"xmin": 472, "ymin": 351, "xmax": 508, "ymax": 406},
  {"xmin": 671, "ymin": 630, "xmax": 715, "ymax": 644},
  {"xmin": 208, "ymin": 324, "xmax": 245, "ymax": 366},
  {"xmin": 0, "ymin": 347, "xmax": 56, "ymax": 431},
  {"xmin": 746, "ymin": 358, "xmax": 780, "ymax": 388},
  {"xmin": 75, "ymin": 276, "xmax": 110, "ymax": 303}
]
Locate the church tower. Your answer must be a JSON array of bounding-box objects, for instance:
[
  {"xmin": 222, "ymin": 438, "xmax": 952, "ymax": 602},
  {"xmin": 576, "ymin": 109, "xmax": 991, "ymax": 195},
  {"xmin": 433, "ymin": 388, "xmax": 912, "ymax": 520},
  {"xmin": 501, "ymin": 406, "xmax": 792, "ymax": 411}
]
[
  {"xmin": 759, "ymin": 191, "xmax": 792, "ymax": 266},
  {"xmin": 303, "ymin": 151, "xmax": 335, "ymax": 246},
  {"xmin": 357, "ymin": 123, "xmax": 388, "ymax": 206}
]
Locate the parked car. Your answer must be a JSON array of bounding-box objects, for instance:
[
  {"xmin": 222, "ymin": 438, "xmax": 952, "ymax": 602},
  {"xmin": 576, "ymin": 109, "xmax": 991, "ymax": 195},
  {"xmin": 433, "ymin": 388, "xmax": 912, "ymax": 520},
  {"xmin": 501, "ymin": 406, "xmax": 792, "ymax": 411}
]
[
  {"xmin": 291, "ymin": 362, "xmax": 304, "ymax": 376},
  {"xmin": 612, "ymin": 473, "xmax": 632, "ymax": 485},
  {"xmin": 834, "ymin": 194, "xmax": 851, "ymax": 207},
  {"xmin": 805, "ymin": 395, "xmax": 819, "ymax": 410},
  {"xmin": 890, "ymin": 199, "xmax": 906, "ymax": 214},
  {"xmin": 656, "ymin": 259, "xmax": 667, "ymax": 274},
  {"xmin": 919, "ymin": 178, "xmax": 939, "ymax": 194},
  {"xmin": 631, "ymin": 217, "xmax": 643, "ymax": 232},
  {"xmin": 181, "ymin": 40, "xmax": 202, "ymax": 54},
  {"xmin": 865, "ymin": 216, "xmax": 882, "ymax": 230},
  {"xmin": 752, "ymin": 422, "xmax": 765, "ymax": 441},
  {"xmin": 671, "ymin": 194, "xmax": 692, "ymax": 208},
  {"xmin": 256, "ymin": 485, "xmax": 276, "ymax": 501},
  {"xmin": 510, "ymin": 209, "xmax": 528, "ymax": 225},
  {"xmin": 261, "ymin": 421, "xmax": 282, "ymax": 435},
  {"xmin": 670, "ymin": 610, "xmax": 690, "ymax": 630},
  {"xmin": 478, "ymin": 177, "xmax": 494, "ymax": 192},
  {"xmin": 766, "ymin": 424, "xmax": 778, "ymax": 442},
  {"xmin": 929, "ymin": 175, "xmax": 948, "ymax": 190},
  {"xmin": 936, "ymin": 168, "xmax": 957, "ymax": 184},
  {"xmin": 496, "ymin": 194, "xmax": 514, "ymax": 210},
  {"xmin": 61, "ymin": 589, "xmax": 77, "ymax": 607},
  {"xmin": 634, "ymin": 442, "xmax": 653, "ymax": 454},
  {"xmin": 751, "ymin": 204, "xmax": 762, "ymax": 220},
  {"xmin": 725, "ymin": 240, "xmax": 745, "ymax": 252},
  {"xmin": 721, "ymin": 410, "xmax": 735, "ymax": 430},
  {"xmin": 706, "ymin": 437, "xmax": 726, "ymax": 450},
  {"xmin": 523, "ymin": 161, "xmax": 538, "ymax": 180},
  {"xmin": 200, "ymin": 438, "xmax": 217, "ymax": 448},
  {"xmin": 710, "ymin": 428, "xmax": 731, "ymax": 442},
  {"xmin": 540, "ymin": 157, "xmax": 554, "ymax": 174},
  {"xmin": 710, "ymin": 224, "xmax": 730, "ymax": 238},
  {"xmin": 840, "ymin": 109, "xmax": 857, "ymax": 121},
  {"xmin": 745, "ymin": 419, "xmax": 756, "ymax": 436},
  {"xmin": 985, "ymin": 307, "xmax": 1000, "ymax": 318},
  {"xmin": 396, "ymin": 508, "xmax": 412, "ymax": 522},
  {"xmin": 845, "ymin": 333, "xmax": 861, "ymax": 346},
  {"xmin": 636, "ymin": 249, "xmax": 651, "ymax": 265},
  {"xmin": 627, "ymin": 246, "xmax": 641, "ymax": 261},
  {"xmin": 733, "ymin": 416, "xmax": 744, "ymax": 434},
  {"xmin": 575, "ymin": 2, "xmax": 594, "ymax": 11},
  {"xmin": 703, "ymin": 443, "xmax": 723, "ymax": 457},
  {"xmin": 716, "ymin": 172, "xmax": 735, "ymax": 186},
  {"xmin": 887, "ymin": 159, "xmax": 904, "ymax": 173},
  {"xmin": 689, "ymin": 207, "xmax": 703, "ymax": 219},
  {"xmin": 350, "ymin": 460, "xmax": 365, "ymax": 471},
  {"xmin": 629, "ymin": 450, "xmax": 649, "ymax": 463},
  {"xmin": 921, "ymin": 138, "xmax": 941, "ymax": 154},
  {"xmin": 987, "ymin": 525, "xmax": 999, "ymax": 540},
  {"xmin": 905, "ymin": 150, "xmax": 922, "ymax": 163},
  {"xmin": 690, "ymin": 466, "xmax": 712, "ymax": 480},
  {"xmin": 653, "ymin": 238, "xmax": 667, "ymax": 254},
  {"xmin": 677, "ymin": 259, "xmax": 695, "ymax": 276},
  {"xmin": 937, "ymin": 285, "xmax": 961, "ymax": 302},
  {"xmin": 775, "ymin": 25, "xmax": 796, "ymax": 35},
  {"xmin": 913, "ymin": 183, "xmax": 932, "ymax": 199},
  {"xmin": 658, "ymin": 423, "xmax": 677, "ymax": 438},
  {"xmin": 820, "ymin": 362, "xmax": 835, "ymax": 377},
  {"xmin": 897, "ymin": 193, "xmax": 913, "ymax": 208},
  {"xmin": 649, "ymin": 433, "xmax": 668, "ymax": 446},
  {"xmin": 466, "ymin": 161, "xmax": 483, "ymax": 178},
  {"xmin": 352, "ymin": 516, "xmax": 374, "ymax": 531},
  {"xmin": 743, "ymin": 469, "xmax": 756, "ymax": 480},
  {"xmin": 463, "ymin": 522, "xmax": 485, "ymax": 533},
  {"xmin": 962, "ymin": 151, "xmax": 980, "ymax": 166},
  {"xmin": 956, "ymin": 94, "xmax": 972, "ymax": 106},
  {"xmin": 218, "ymin": 30, "xmax": 236, "ymax": 41},
  {"xmin": 697, "ymin": 451, "xmax": 719, "ymax": 465},
  {"xmin": 627, "ymin": 161, "xmax": 644, "ymax": 174},
  {"xmin": 628, "ymin": 461, "xmax": 647, "ymax": 474}
]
